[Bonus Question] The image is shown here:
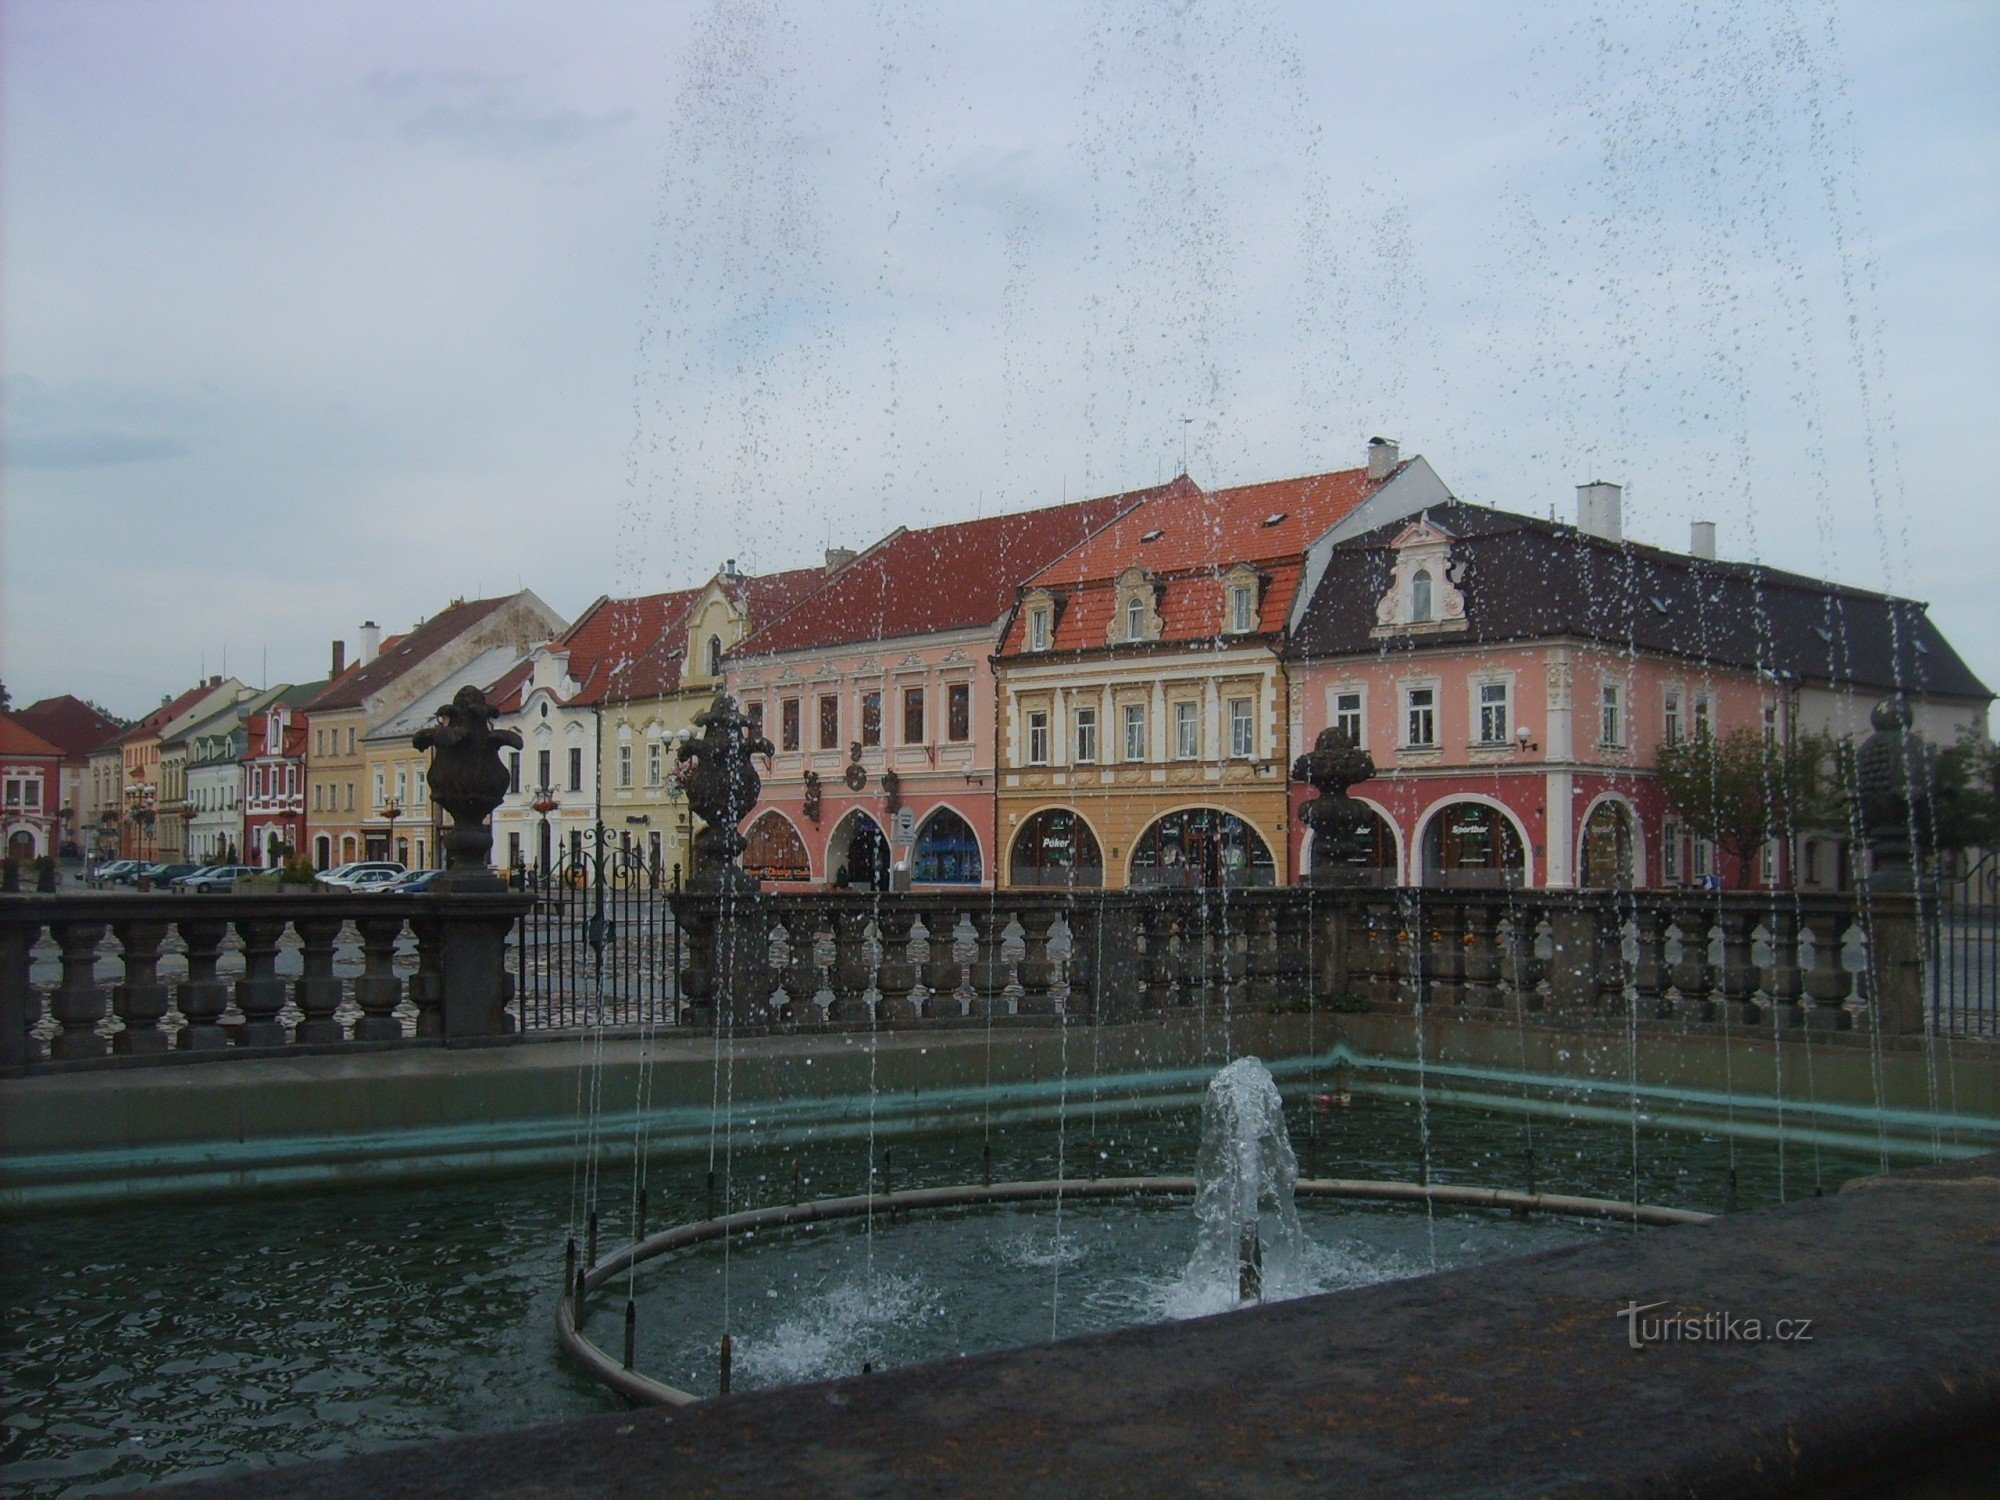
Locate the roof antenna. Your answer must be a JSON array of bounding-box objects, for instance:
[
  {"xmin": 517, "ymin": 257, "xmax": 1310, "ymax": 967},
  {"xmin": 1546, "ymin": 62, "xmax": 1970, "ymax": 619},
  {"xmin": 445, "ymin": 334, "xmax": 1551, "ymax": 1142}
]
[{"xmin": 1180, "ymin": 417, "xmax": 1193, "ymax": 477}]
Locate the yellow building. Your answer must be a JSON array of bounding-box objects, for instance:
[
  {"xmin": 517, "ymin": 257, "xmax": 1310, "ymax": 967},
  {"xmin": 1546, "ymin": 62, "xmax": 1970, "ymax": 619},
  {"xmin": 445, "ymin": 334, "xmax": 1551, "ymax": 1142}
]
[
  {"xmin": 994, "ymin": 450, "xmax": 1449, "ymax": 888},
  {"xmin": 116, "ymin": 677, "xmax": 246, "ymax": 863},
  {"xmin": 305, "ymin": 593, "xmax": 564, "ymax": 869}
]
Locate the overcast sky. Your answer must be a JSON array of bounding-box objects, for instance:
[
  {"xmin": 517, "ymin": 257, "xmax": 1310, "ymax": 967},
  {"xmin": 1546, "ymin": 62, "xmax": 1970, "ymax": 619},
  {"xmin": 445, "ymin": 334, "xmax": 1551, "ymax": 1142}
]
[{"xmin": 3, "ymin": 0, "xmax": 1994, "ymax": 722}]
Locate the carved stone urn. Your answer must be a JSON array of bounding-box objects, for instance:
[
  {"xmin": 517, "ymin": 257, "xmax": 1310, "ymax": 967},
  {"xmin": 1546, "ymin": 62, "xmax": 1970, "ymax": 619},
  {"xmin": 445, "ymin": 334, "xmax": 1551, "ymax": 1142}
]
[
  {"xmin": 1855, "ymin": 696, "xmax": 1934, "ymax": 895},
  {"xmin": 675, "ymin": 693, "xmax": 775, "ymax": 888},
  {"xmin": 1291, "ymin": 726, "xmax": 1381, "ymax": 886},
  {"xmin": 413, "ymin": 684, "xmax": 523, "ymax": 891}
]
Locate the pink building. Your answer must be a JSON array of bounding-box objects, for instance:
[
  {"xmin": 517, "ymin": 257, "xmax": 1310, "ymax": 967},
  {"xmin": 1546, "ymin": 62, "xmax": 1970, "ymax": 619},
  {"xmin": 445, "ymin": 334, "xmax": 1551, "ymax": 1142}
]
[
  {"xmin": 725, "ymin": 489, "xmax": 1155, "ymax": 888},
  {"xmin": 0, "ymin": 716, "xmax": 66, "ymax": 863},
  {"xmin": 1285, "ymin": 491, "xmax": 1991, "ymax": 890},
  {"xmin": 242, "ymin": 683, "xmax": 324, "ymax": 867}
]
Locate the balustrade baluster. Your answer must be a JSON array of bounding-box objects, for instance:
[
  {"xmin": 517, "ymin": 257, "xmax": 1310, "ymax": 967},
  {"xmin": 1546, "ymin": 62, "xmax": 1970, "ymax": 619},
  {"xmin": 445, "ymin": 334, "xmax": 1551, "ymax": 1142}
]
[
  {"xmin": 45, "ymin": 919, "xmax": 112, "ymax": 1059},
  {"xmin": 351, "ymin": 914, "xmax": 406, "ymax": 1041},
  {"xmin": 402, "ymin": 913, "xmax": 446, "ymax": 1039},
  {"xmin": 292, "ymin": 915, "xmax": 347, "ymax": 1043},
  {"xmin": 232, "ymin": 916, "xmax": 294, "ymax": 1047},
  {"xmin": 108, "ymin": 916, "xmax": 174, "ymax": 1055},
  {"xmin": 1430, "ymin": 902, "xmax": 1465, "ymax": 1010},
  {"xmin": 1631, "ymin": 902, "xmax": 1670, "ymax": 1018},
  {"xmin": 1798, "ymin": 905, "xmax": 1850, "ymax": 1028},
  {"xmin": 175, "ymin": 916, "xmax": 235, "ymax": 1051},
  {"xmin": 1668, "ymin": 902, "xmax": 1715, "ymax": 1020},
  {"xmin": 1760, "ymin": 907, "xmax": 1804, "ymax": 1029},
  {"xmin": 1716, "ymin": 906, "xmax": 1759, "ymax": 1025},
  {"xmin": 1461, "ymin": 900, "xmax": 1501, "ymax": 1009}
]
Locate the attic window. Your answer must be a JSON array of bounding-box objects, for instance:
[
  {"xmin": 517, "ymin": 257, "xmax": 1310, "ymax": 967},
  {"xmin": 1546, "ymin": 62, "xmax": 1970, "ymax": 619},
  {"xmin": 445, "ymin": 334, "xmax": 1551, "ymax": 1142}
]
[
  {"xmin": 1814, "ymin": 626, "xmax": 1835, "ymax": 643},
  {"xmin": 1914, "ymin": 638, "xmax": 1930, "ymax": 654},
  {"xmin": 1140, "ymin": 529, "xmax": 1164, "ymax": 544},
  {"xmin": 1262, "ymin": 513, "xmax": 1287, "ymax": 527},
  {"xmin": 1650, "ymin": 596, "xmax": 1672, "ymax": 615}
]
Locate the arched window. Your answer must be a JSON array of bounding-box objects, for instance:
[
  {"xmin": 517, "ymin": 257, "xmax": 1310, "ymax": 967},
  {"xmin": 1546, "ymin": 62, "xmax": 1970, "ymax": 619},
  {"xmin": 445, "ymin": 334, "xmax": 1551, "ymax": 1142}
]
[
  {"xmin": 912, "ymin": 807, "xmax": 982, "ymax": 884},
  {"xmin": 743, "ymin": 811, "xmax": 809, "ymax": 882},
  {"xmin": 1125, "ymin": 593, "xmax": 1145, "ymax": 641},
  {"xmin": 1130, "ymin": 808, "xmax": 1276, "ymax": 889},
  {"xmin": 706, "ymin": 635, "xmax": 723, "ymax": 678},
  {"xmin": 1010, "ymin": 809, "xmax": 1102, "ymax": 888},
  {"xmin": 1422, "ymin": 802, "xmax": 1525, "ymax": 890},
  {"xmin": 1411, "ymin": 568, "xmax": 1433, "ymax": 622}
]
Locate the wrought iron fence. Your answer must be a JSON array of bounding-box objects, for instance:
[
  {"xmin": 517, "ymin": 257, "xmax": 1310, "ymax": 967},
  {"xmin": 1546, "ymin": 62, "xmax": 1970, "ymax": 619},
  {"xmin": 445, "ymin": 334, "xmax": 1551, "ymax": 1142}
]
[
  {"xmin": 1929, "ymin": 850, "xmax": 1999, "ymax": 1039},
  {"xmin": 516, "ymin": 829, "xmax": 680, "ymax": 1032}
]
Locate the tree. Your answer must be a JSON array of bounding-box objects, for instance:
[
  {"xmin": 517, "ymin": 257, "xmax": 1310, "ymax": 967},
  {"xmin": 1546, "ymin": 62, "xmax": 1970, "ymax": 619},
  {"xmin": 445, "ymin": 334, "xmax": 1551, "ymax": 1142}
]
[
  {"xmin": 1933, "ymin": 728, "xmax": 2000, "ymax": 854},
  {"xmin": 1655, "ymin": 728, "xmax": 1838, "ymax": 889}
]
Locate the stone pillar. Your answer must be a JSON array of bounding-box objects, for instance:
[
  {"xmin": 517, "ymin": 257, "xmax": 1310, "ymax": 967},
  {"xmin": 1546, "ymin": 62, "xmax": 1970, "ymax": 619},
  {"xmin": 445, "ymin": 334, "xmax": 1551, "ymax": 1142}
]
[
  {"xmin": 1863, "ymin": 895, "xmax": 1924, "ymax": 1036},
  {"xmin": 435, "ymin": 894, "xmax": 531, "ymax": 1043}
]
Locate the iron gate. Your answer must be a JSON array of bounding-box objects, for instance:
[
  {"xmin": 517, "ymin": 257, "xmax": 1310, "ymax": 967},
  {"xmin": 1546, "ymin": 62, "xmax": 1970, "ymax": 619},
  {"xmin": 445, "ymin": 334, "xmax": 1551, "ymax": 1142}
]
[
  {"xmin": 1930, "ymin": 849, "xmax": 1999, "ymax": 1039},
  {"xmin": 516, "ymin": 827, "xmax": 679, "ymax": 1031}
]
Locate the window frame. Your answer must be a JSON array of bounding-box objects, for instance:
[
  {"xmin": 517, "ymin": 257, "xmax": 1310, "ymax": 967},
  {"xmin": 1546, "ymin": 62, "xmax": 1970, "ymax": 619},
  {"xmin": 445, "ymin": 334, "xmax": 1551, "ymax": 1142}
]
[
  {"xmin": 1333, "ymin": 689, "xmax": 1363, "ymax": 746},
  {"xmin": 860, "ymin": 691, "xmax": 883, "ymax": 748},
  {"xmin": 1074, "ymin": 705, "xmax": 1099, "ymax": 764},
  {"xmin": 1411, "ymin": 568, "xmax": 1433, "ymax": 622},
  {"xmin": 1028, "ymin": 607, "xmax": 1050, "ymax": 652},
  {"xmin": 1404, "ymin": 684, "xmax": 1437, "ymax": 748},
  {"xmin": 1600, "ymin": 681, "xmax": 1624, "ymax": 749},
  {"xmin": 902, "ymin": 686, "xmax": 925, "ymax": 745},
  {"xmin": 1026, "ymin": 709, "xmax": 1050, "ymax": 766},
  {"xmin": 1229, "ymin": 584, "xmax": 1255, "ymax": 634},
  {"xmin": 1174, "ymin": 700, "xmax": 1200, "ymax": 760},
  {"xmin": 781, "ymin": 697, "xmax": 802, "ymax": 753},
  {"xmin": 818, "ymin": 694, "xmax": 839, "ymax": 750},
  {"xmin": 946, "ymin": 682, "xmax": 971, "ymax": 742},
  {"xmin": 1476, "ymin": 680, "xmax": 1510, "ymax": 745},
  {"xmin": 1125, "ymin": 594, "xmax": 1145, "ymax": 642},
  {"xmin": 1228, "ymin": 698, "xmax": 1254, "ymax": 759},
  {"xmin": 1122, "ymin": 702, "xmax": 1147, "ymax": 762}
]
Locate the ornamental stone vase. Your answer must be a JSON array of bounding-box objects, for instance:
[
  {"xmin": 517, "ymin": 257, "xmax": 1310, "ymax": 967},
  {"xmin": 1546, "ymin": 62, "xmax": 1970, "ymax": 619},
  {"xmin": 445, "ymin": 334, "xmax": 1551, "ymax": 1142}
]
[{"xmin": 413, "ymin": 685, "xmax": 523, "ymax": 892}]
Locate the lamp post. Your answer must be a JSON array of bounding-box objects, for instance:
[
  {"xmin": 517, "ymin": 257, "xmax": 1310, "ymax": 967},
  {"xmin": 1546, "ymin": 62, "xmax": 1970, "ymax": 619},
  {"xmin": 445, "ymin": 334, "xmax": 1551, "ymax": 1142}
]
[
  {"xmin": 383, "ymin": 796, "xmax": 403, "ymax": 867},
  {"xmin": 532, "ymin": 786, "xmax": 559, "ymax": 886}
]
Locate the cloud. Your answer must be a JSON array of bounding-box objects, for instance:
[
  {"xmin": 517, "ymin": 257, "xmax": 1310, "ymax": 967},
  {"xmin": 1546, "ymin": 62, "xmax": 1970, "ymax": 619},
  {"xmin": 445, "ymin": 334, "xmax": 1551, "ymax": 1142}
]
[
  {"xmin": 8, "ymin": 431, "xmax": 184, "ymax": 468},
  {"xmin": 368, "ymin": 68, "xmax": 631, "ymax": 154}
]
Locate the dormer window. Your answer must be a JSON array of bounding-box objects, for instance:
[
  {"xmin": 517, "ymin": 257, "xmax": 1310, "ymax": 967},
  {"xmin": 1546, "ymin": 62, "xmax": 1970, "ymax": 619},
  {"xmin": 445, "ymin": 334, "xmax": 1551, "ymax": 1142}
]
[
  {"xmin": 706, "ymin": 635, "xmax": 722, "ymax": 678},
  {"xmin": 1229, "ymin": 584, "xmax": 1255, "ymax": 633},
  {"xmin": 1125, "ymin": 594, "xmax": 1145, "ymax": 642},
  {"xmin": 1029, "ymin": 607, "xmax": 1050, "ymax": 652},
  {"xmin": 1411, "ymin": 569, "xmax": 1433, "ymax": 622}
]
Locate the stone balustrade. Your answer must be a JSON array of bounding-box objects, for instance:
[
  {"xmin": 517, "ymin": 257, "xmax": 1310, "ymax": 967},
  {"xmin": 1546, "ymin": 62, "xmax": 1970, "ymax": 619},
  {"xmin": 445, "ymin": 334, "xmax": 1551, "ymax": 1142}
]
[
  {"xmin": 0, "ymin": 891, "xmax": 530, "ymax": 1071},
  {"xmin": 673, "ymin": 886, "xmax": 1917, "ymax": 1036}
]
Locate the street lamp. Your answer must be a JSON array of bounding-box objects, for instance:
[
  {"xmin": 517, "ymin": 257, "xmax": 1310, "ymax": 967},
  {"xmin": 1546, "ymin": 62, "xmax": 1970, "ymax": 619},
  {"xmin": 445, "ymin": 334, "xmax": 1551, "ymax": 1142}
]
[
  {"xmin": 383, "ymin": 796, "xmax": 403, "ymax": 866},
  {"xmin": 531, "ymin": 785, "xmax": 559, "ymax": 883}
]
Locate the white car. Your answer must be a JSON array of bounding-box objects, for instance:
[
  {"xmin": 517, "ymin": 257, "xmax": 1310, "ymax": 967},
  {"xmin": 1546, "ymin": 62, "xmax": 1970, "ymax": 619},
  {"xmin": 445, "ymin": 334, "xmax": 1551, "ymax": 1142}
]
[{"xmin": 319, "ymin": 861, "xmax": 406, "ymax": 891}]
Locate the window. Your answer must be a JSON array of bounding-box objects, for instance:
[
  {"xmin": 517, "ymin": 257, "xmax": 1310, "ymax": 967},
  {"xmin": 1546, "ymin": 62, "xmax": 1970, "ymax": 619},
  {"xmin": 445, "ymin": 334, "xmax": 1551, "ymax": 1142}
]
[
  {"xmin": 1028, "ymin": 607, "xmax": 1050, "ymax": 652},
  {"xmin": 1600, "ymin": 682, "xmax": 1623, "ymax": 747},
  {"xmin": 1229, "ymin": 584, "xmax": 1255, "ymax": 633},
  {"xmin": 1692, "ymin": 835, "xmax": 1713, "ymax": 881},
  {"xmin": 1229, "ymin": 699, "xmax": 1254, "ymax": 758},
  {"xmin": 1406, "ymin": 686, "xmax": 1436, "ymax": 747},
  {"xmin": 1074, "ymin": 706, "xmax": 1098, "ymax": 763},
  {"xmin": 568, "ymin": 747, "xmax": 584, "ymax": 792},
  {"xmin": 1334, "ymin": 691, "xmax": 1363, "ymax": 745},
  {"xmin": 1123, "ymin": 703, "xmax": 1146, "ymax": 761},
  {"xmin": 1663, "ymin": 818, "xmax": 1681, "ymax": 882},
  {"xmin": 1125, "ymin": 594, "xmax": 1145, "ymax": 642},
  {"xmin": 746, "ymin": 702, "xmax": 763, "ymax": 739},
  {"xmin": 1693, "ymin": 692, "xmax": 1712, "ymax": 738},
  {"xmin": 781, "ymin": 698, "xmax": 801, "ymax": 752},
  {"xmin": 314, "ymin": 785, "xmax": 323, "ymax": 811},
  {"xmin": 315, "ymin": 729, "xmax": 324, "ymax": 756},
  {"xmin": 706, "ymin": 635, "xmax": 722, "ymax": 678},
  {"xmin": 819, "ymin": 695, "xmax": 839, "ymax": 750},
  {"xmin": 1175, "ymin": 701, "xmax": 1199, "ymax": 759},
  {"xmin": 947, "ymin": 682, "xmax": 970, "ymax": 742},
  {"xmin": 1027, "ymin": 710, "xmax": 1050, "ymax": 765},
  {"xmin": 617, "ymin": 745, "xmax": 632, "ymax": 788},
  {"xmin": 1411, "ymin": 569, "xmax": 1433, "ymax": 622},
  {"xmin": 903, "ymin": 687, "xmax": 924, "ymax": 744},
  {"xmin": 1663, "ymin": 690, "xmax": 1682, "ymax": 744},
  {"xmin": 647, "ymin": 742, "xmax": 663, "ymax": 785},
  {"xmin": 394, "ymin": 767, "xmax": 407, "ymax": 803},
  {"xmin": 345, "ymin": 782, "xmax": 355, "ymax": 811},
  {"xmin": 538, "ymin": 749, "xmax": 552, "ymax": 792},
  {"xmin": 1477, "ymin": 682, "xmax": 1509, "ymax": 744},
  {"xmin": 1763, "ymin": 704, "xmax": 1778, "ymax": 745},
  {"xmin": 373, "ymin": 769, "xmax": 385, "ymax": 807},
  {"xmin": 860, "ymin": 691, "xmax": 882, "ymax": 747},
  {"xmin": 346, "ymin": 728, "xmax": 355, "ymax": 754},
  {"xmin": 1761, "ymin": 838, "xmax": 1778, "ymax": 885},
  {"xmin": 569, "ymin": 828, "xmax": 583, "ymax": 865}
]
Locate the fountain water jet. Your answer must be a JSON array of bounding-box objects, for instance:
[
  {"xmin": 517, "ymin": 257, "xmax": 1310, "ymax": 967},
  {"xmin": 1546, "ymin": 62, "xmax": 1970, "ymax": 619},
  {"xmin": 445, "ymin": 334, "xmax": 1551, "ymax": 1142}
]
[{"xmin": 1182, "ymin": 1056, "xmax": 1304, "ymax": 1312}]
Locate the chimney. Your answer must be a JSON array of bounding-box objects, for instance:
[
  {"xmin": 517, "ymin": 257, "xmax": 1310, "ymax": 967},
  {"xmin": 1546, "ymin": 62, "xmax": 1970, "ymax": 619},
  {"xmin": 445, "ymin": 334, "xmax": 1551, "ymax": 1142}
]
[
  {"xmin": 358, "ymin": 621, "xmax": 381, "ymax": 665},
  {"xmin": 1576, "ymin": 481, "xmax": 1623, "ymax": 542},
  {"xmin": 825, "ymin": 546, "xmax": 857, "ymax": 573},
  {"xmin": 1690, "ymin": 520, "xmax": 1717, "ymax": 560},
  {"xmin": 1366, "ymin": 436, "xmax": 1400, "ymax": 480},
  {"xmin": 723, "ymin": 558, "xmax": 740, "ymax": 581},
  {"xmin": 209, "ymin": 674, "xmax": 222, "ymax": 688},
  {"xmin": 331, "ymin": 640, "xmax": 346, "ymax": 677}
]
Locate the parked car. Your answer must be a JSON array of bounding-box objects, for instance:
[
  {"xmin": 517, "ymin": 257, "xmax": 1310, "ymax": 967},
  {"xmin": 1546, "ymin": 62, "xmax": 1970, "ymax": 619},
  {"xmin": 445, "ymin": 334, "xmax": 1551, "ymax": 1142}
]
[
  {"xmin": 174, "ymin": 865, "xmax": 259, "ymax": 893},
  {"xmin": 382, "ymin": 869, "xmax": 446, "ymax": 894},
  {"xmin": 317, "ymin": 860, "xmax": 405, "ymax": 891},
  {"xmin": 343, "ymin": 867, "xmax": 406, "ymax": 892},
  {"xmin": 90, "ymin": 859, "xmax": 140, "ymax": 887},
  {"xmin": 145, "ymin": 863, "xmax": 205, "ymax": 887}
]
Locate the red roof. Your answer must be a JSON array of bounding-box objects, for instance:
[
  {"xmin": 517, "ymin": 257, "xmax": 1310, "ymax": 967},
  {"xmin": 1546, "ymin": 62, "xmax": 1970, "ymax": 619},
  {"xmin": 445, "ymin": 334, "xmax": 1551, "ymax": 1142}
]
[
  {"xmin": 306, "ymin": 596, "xmax": 512, "ymax": 712},
  {"xmin": 14, "ymin": 696, "xmax": 126, "ymax": 758},
  {"xmin": 1001, "ymin": 464, "xmax": 1395, "ymax": 655},
  {"xmin": 115, "ymin": 681, "xmax": 226, "ymax": 747},
  {"xmin": 0, "ymin": 715, "xmax": 65, "ymax": 759},
  {"xmin": 732, "ymin": 488, "xmax": 1163, "ymax": 657},
  {"xmin": 559, "ymin": 588, "xmax": 704, "ymax": 705}
]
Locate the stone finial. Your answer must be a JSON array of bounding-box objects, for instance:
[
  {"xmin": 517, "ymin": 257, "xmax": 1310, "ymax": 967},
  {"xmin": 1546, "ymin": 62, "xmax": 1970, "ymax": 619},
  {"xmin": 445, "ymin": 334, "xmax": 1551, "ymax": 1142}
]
[
  {"xmin": 1854, "ymin": 695, "xmax": 1931, "ymax": 895},
  {"xmin": 676, "ymin": 694, "xmax": 775, "ymax": 888},
  {"xmin": 1292, "ymin": 726, "xmax": 1381, "ymax": 886},
  {"xmin": 413, "ymin": 684, "xmax": 523, "ymax": 890}
]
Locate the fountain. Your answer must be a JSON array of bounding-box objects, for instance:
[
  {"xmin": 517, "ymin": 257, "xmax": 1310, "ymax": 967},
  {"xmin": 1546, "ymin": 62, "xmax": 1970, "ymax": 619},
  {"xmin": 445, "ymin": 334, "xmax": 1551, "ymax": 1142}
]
[{"xmin": 1182, "ymin": 1057, "xmax": 1304, "ymax": 1311}]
